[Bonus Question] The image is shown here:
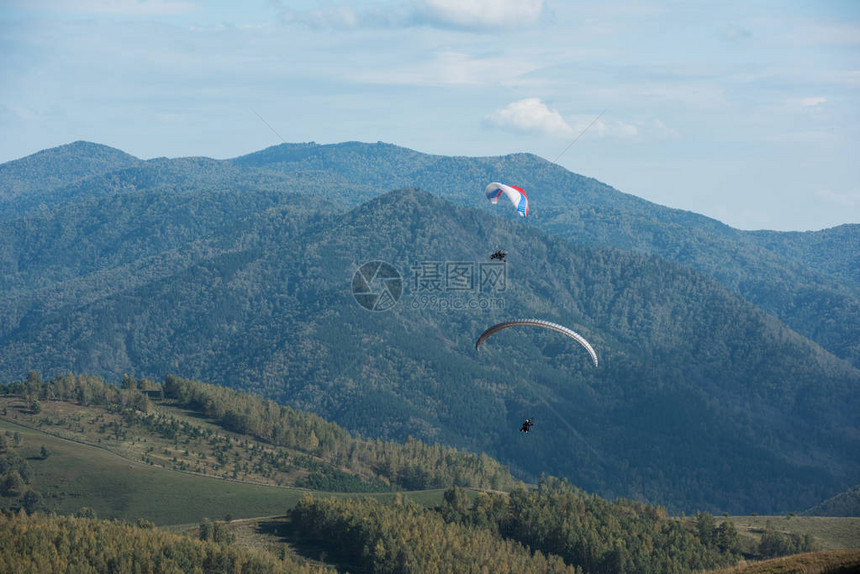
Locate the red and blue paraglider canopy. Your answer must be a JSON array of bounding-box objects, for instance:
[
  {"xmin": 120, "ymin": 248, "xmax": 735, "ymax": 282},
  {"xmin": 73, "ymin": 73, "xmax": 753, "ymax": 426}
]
[{"xmin": 485, "ymin": 182, "xmax": 528, "ymax": 217}]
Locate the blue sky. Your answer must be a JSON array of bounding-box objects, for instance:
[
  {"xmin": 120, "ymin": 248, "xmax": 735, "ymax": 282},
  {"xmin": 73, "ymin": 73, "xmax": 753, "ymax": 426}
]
[{"xmin": 1, "ymin": 0, "xmax": 858, "ymax": 230}]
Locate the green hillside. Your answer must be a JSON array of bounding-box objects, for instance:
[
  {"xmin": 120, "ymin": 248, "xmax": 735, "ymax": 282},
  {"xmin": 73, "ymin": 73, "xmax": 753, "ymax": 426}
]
[
  {"xmin": 0, "ymin": 374, "xmax": 512, "ymax": 520},
  {"xmin": 0, "ymin": 187, "xmax": 856, "ymax": 514},
  {"xmin": 0, "ymin": 415, "xmax": 312, "ymax": 525},
  {"xmin": 0, "ymin": 142, "xmax": 857, "ymax": 515},
  {"xmin": 1, "ymin": 376, "xmax": 855, "ymax": 573}
]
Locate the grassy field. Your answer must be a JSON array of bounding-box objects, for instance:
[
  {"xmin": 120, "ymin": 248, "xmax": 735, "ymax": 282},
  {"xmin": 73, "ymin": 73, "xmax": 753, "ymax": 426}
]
[
  {"xmin": 0, "ymin": 416, "xmax": 448, "ymax": 526},
  {"xmin": 1, "ymin": 417, "xmax": 303, "ymax": 524},
  {"xmin": 705, "ymin": 550, "xmax": 860, "ymax": 573},
  {"xmin": 1, "ymin": 397, "xmax": 322, "ymax": 488},
  {"xmin": 720, "ymin": 515, "xmax": 860, "ymax": 551}
]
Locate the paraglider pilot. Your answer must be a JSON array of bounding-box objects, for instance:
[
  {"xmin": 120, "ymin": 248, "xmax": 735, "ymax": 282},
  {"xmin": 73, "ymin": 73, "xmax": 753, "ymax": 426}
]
[
  {"xmin": 490, "ymin": 250, "xmax": 507, "ymax": 261},
  {"xmin": 520, "ymin": 418, "xmax": 534, "ymax": 433}
]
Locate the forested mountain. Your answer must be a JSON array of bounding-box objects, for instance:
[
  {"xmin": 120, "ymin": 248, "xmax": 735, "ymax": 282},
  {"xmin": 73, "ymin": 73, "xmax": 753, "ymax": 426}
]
[
  {"xmin": 747, "ymin": 225, "xmax": 859, "ymax": 289},
  {"xmin": 3, "ymin": 141, "xmax": 857, "ymax": 367},
  {"xmin": 1, "ymin": 139, "xmax": 857, "ymax": 516},
  {"xmin": 228, "ymin": 142, "xmax": 860, "ymax": 368},
  {"xmin": 0, "ymin": 141, "xmax": 141, "ymax": 219}
]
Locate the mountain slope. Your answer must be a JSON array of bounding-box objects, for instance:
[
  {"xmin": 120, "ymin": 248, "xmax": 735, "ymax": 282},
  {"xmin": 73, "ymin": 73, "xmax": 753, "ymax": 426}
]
[
  {"xmin": 227, "ymin": 142, "xmax": 860, "ymax": 367},
  {"xmin": 1, "ymin": 187, "xmax": 855, "ymax": 514},
  {"xmin": 4, "ymin": 141, "xmax": 857, "ymax": 367}
]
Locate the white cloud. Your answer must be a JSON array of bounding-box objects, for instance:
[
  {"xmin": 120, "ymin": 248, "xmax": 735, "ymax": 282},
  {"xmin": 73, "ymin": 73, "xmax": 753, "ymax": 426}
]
[
  {"xmin": 581, "ymin": 117, "xmax": 678, "ymax": 141},
  {"xmin": 486, "ymin": 101, "xmax": 679, "ymax": 143},
  {"xmin": 590, "ymin": 117, "xmax": 636, "ymax": 140},
  {"xmin": 274, "ymin": 5, "xmax": 360, "ymax": 29},
  {"xmin": 356, "ymin": 51, "xmax": 540, "ymax": 87},
  {"xmin": 601, "ymin": 118, "xmax": 680, "ymax": 141},
  {"xmin": 270, "ymin": 0, "xmax": 417, "ymax": 29},
  {"xmin": 415, "ymin": 0, "xmax": 544, "ymax": 29},
  {"xmin": 646, "ymin": 118, "xmax": 681, "ymax": 140},
  {"xmin": 798, "ymin": 96, "xmax": 826, "ymax": 108},
  {"xmin": 273, "ymin": 0, "xmax": 543, "ymax": 30},
  {"xmin": 486, "ymin": 98, "xmax": 574, "ymax": 138},
  {"xmin": 761, "ymin": 96, "xmax": 829, "ymax": 120},
  {"xmin": 23, "ymin": 0, "xmax": 199, "ymax": 16}
]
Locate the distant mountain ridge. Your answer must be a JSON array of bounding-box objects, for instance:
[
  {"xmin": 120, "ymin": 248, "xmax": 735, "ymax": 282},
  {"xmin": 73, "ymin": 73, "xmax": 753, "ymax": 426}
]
[{"xmin": 0, "ymin": 141, "xmax": 141, "ymax": 217}]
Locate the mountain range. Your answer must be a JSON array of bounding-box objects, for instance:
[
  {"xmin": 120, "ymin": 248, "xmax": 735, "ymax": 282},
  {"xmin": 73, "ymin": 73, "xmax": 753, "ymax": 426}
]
[{"xmin": 0, "ymin": 140, "xmax": 857, "ymax": 514}]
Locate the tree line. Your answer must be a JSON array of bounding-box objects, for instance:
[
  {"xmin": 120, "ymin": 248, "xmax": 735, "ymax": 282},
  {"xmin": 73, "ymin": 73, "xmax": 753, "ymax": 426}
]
[
  {"xmin": 160, "ymin": 373, "xmax": 516, "ymax": 491},
  {"xmin": 437, "ymin": 476, "xmax": 742, "ymax": 574},
  {"xmin": 0, "ymin": 511, "xmax": 328, "ymax": 573},
  {"xmin": 291, "ymin": 492, "xmax": 577, "ymax": 573},
  {"xmin": 289, "ymin": 478, "xmax": 813, "ymax": 573}
]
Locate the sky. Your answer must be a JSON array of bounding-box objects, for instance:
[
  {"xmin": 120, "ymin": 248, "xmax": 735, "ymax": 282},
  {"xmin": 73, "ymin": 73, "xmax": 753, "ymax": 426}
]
[{"xmin": 1, "ymin": 0, "xmax": 858, "ymax": 231}]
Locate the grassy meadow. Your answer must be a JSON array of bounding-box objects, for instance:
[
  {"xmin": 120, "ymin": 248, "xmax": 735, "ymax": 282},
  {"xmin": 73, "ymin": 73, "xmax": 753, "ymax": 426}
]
[
  {"xmin": 705, "ymin": 550, "xmax": 860, "ymax": 573},
  {"xmin": 720, "ymin": 515, "xmax": 860, "ymax": 552},
  {"xmin": 0, "ymin": 400, "xmax": 449, "ymax": 525}
]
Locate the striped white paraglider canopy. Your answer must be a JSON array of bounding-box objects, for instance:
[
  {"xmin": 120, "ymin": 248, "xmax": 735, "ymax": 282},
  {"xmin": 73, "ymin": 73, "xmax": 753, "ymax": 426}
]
[{"xmin": 475, "ymin": 318, "xmax": 598, "ymax": 367}]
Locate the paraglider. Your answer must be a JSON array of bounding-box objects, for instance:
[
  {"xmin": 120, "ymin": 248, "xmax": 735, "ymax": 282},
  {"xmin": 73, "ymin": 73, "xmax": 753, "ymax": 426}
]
[
  {"xmin": 475, "ymin": 318, "xmax": 599, "ymax": 368},
  {"xmin": 485, "ymin": 182, "xmax": 528, "ymax": 217}
]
